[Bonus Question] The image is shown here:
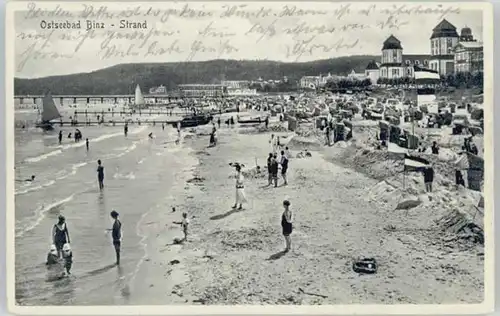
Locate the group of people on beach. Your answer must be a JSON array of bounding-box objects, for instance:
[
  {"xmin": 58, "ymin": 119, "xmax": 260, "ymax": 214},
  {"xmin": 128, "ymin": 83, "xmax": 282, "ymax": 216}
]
[
  {"xmin": 45, "ymin": 119, "xmax": 193, "ymax": 275},
  {"xmin": 267, "ymin": 134, "xmax": 290, "ymax": 187},
  {"xmin": 47, "ymin": 210, "xmax": 122, "ymax": 276}
]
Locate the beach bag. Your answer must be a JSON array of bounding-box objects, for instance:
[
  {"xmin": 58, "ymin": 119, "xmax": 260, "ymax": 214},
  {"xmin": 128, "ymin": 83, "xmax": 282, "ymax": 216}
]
[{"xmin": 352, "ymin": 258, "xmax": 378, "ymax": 274}]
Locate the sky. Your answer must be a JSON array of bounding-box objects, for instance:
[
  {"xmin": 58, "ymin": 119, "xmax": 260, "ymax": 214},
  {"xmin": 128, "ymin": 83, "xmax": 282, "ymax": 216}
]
[{"xmin": 11, "ymin": 1, "xmax": 484, "ymax": 78}]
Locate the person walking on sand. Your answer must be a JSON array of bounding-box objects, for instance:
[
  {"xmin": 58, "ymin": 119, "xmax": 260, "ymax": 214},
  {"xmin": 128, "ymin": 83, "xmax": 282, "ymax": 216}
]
[
  {"xmin": 280, "ymin": 150, "xmax": 289, "ymax": 185},
  {"xmin": 58, "ymin": 130, "xmax": 63, "ymax": 145},
  {"xmin": 281, "ymin": 200, "xmax": 293, "ymax": 253},
  {"xmin": 86, "ymin": 138, "xmax": 89, "ymax": 151},
  {"xmin": 97, "ymin": 160, "xmax": 105, "ymax": 190},
  {"xmin": 233, "ymin": 164, "xmax": 247, "ymax": 210},
  {"xmin": 106, "ymin": 210, "xmax": 122, "ymax": 265},
  {"xmin": 173, "ymin": 212, "xmax": 190, "ymax": 242}
]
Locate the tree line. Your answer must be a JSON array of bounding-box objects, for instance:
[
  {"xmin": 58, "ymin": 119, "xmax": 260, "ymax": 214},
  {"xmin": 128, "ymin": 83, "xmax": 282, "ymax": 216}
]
[
  {"xmin": 375, "ymin": 71, "xmax": 483, "ymax": 89},
  {"xmin": 14, "ymin": 56, "xmax": 377, "ymax": 95}
]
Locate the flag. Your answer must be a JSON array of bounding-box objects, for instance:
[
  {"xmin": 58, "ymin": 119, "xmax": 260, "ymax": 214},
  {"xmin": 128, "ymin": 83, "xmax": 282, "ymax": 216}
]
[
  {"xmin": 414, "ymin": 66, "xmax": 440, "ymax": 82},
  {"xmin": 404, "ymin": 154, "xmax": 429, "ymax": 172}
]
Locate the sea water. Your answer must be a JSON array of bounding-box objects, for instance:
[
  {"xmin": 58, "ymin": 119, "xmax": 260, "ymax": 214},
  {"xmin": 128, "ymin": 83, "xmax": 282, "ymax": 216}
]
[{"xmin": 14, "ymin": 105, "xmax": 198, "ymax": 305}]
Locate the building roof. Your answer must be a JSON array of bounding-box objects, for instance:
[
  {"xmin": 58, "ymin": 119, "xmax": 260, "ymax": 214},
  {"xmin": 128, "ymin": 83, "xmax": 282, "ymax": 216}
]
[
  {"xmin": 403, "ymin": 54, "xmax": 432, "ymax": 63},
  {"xmin": 365, "ymin": 60, "xmax": 379, "ymax": 70},
  {"xmin": 461, "ymin": 27, "xmax": 472, "ymax": 37},
  {"xmin": 382, "ymin": 35, "xmax": 402, "ymax": 50},
  {"xmin": 431, "ymin": 19, "xmax": 459, "ymax": 39},
  {"xmin": 455, "ymin": 41, "xmax": 483, "ymax": 50}
]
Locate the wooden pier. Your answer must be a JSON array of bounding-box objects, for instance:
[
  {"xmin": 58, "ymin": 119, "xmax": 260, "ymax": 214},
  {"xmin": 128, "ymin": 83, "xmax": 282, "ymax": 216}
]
[
  {"xmin": 72, "ymin": 110, "xmax": 190, "ymax": 117},
  {"xmin": 14, "ymin": 93, "xmax": 225, "ymax": 104}
]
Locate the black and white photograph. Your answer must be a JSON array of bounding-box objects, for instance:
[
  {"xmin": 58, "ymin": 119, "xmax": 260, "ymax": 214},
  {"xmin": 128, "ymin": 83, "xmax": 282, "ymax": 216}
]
[{"xmin": 7, "ymin": 1, "xmax": 493, "ymax": 314}]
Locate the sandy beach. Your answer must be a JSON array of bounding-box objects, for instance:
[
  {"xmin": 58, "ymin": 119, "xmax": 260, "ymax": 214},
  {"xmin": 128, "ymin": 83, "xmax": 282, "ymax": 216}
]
[{"xmin": 129, "ymin": 123, "xmax": 484, "ymax": 305}]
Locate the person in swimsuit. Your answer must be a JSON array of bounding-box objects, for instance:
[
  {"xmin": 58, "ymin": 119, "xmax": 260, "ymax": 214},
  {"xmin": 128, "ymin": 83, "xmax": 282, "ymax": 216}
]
[
  {"xmin": 270, "ymin": 154, "xmax": 279, "ymax": 187},
  {"xmin": 124, "ymin": 124, "xmax": 128, "ymax": 137},
  {"xmin": 106, "ymin": 210, "xmax": 122, "ymax": 265},
  {"xmin": 280, "ymin": 150, "xmax": 289, "ymax": 186},
  {"xmin": 281, "ymin": 200, "xmax": 293, "ymax": 253},
  {"xmin": 97, "ymin": 160, "xmax": 104, "ymax": 190},
  {"xmin": 52, "ymin": 215, "xmax": 70, "ymax": 258},
  {"xmin": 233, "ymin": 164, "xmax": 247, "ymax": 210},
  {"xmin": 58, "ymin": 131, "xmax": 63, "ymax": 145},
  {"xmin": 25, "ymin": 175, "xmax": 35, "ymax": 182},
  {"xmin": 173, "ymin": 212, "xmax": 190, "ymax": 242},
  {"xmin": 266, "ymin": 153, "xmax": 273, "ymax": 186}
]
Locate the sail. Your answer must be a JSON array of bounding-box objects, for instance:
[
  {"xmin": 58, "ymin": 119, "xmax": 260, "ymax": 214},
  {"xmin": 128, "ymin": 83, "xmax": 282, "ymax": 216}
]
[
  {"xmin": 134, "ymin": 85, "xmax": 145, "ymax": 105},
  {"xmin": 41, "ymin": 93, "xmax": 61, "ymax": 122}
]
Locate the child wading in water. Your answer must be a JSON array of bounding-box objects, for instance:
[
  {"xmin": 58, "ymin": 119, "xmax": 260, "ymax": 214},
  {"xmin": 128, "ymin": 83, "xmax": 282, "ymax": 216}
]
[{"xmin": 173, "ymin": 212, "xmax": 190, "ymax": 242}]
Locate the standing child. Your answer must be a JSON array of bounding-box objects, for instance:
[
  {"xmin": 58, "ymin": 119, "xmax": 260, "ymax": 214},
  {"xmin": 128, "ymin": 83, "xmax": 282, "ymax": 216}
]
[
  {"xmin": 173, "ymin": 212, "xmax": 190, "ymax": 242},
  {"xmin": 97, "ymin": 160, "xmax": 104, "ymax": 190},
  {"xmin": 62, "ymin": 243, "xmax": 73, "ymax": 275},
  {"xmin": 46, "ymin": 245, "xmax": 59, "ymax": 265},
  {"xmin": 281, "ymin": 200, "xmax": 293, "ymax": 253}
]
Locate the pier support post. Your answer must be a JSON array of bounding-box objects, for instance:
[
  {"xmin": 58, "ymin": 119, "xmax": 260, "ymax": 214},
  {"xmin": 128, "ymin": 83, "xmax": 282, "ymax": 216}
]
[
  {"xmin": 114, "ymin": 97, "xmax": 117, "ymax": 104},
  {"xmin": 19, "ymin": 97, "xmax": 24, "ymax": 104},
  {"xmin": 60, "ymin": 97, "xmax": 64, "ymax": 105},
  {"xmin": 87, "ymin": 97, "xmax": 90, "ymax": 104},
  {"xmin": 73, "ymin": 97, "xmax": 77, "ymax": 104},
  {"xmin": 101, "ymin": 97, "xmax": 104, "ymax": 103}
]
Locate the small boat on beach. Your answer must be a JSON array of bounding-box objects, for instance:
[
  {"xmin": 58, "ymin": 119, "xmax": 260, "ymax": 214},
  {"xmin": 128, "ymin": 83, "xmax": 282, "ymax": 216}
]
[
  {"xmin": 237, "ymin": 116, "xmax": 266, "ymax": 124},
  {"xmin": 35, "ymin": 93, "xmax": 62, "ymax": 131},
  {"xmin": 172, "ymin": 114, "xmax": 212, "ymax": 128}
]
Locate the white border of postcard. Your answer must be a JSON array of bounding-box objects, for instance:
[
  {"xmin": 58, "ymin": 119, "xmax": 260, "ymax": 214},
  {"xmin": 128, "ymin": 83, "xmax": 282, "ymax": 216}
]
[{"xmin": 5, "ymin": 1, "xmax": 495, "ymax": 314}]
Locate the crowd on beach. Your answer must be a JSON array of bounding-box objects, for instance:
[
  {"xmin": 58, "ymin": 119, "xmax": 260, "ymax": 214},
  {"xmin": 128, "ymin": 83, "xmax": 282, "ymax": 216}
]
[{"xmin": 28, "ymin": 85, "xmax": 484, "ymax": 282}]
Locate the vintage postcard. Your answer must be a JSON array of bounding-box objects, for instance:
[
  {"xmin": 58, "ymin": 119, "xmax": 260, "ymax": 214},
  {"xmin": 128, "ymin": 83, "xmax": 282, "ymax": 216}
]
[{"xmin": 6, "ymin": 1, "xmax": 494, "ymax": 315}]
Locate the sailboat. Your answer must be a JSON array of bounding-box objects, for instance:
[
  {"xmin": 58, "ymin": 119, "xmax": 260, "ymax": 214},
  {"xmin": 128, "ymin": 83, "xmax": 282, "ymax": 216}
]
[
  {"xmin": 133, "ymin": 84, "xmax": 146, "ymax": 108},
  {"xmin": 36, "ymin": 93, "xmax": 62, "ymax": 131}
]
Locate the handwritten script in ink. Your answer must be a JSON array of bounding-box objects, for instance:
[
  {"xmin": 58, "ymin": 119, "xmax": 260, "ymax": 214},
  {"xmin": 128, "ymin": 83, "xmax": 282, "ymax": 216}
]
[{"xmin": 15, "ymin": 2, "xmax": 462, "ymax": 71}]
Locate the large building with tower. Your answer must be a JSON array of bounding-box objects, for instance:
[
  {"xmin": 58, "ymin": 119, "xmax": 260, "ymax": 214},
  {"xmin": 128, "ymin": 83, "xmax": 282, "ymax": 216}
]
[
  {"xmin": 369, "ymin": 19, "xmax": 483, "ymax": 80},
  {"xmin": 453, "ymin": 27, "xmax": 484, "ymax": 74},
  {"xmin": 378, "ymin": 34, "xmax": 432, "ymax": 80},
  {"xmin": 429, "ymin": 19, "xmax": 460, "ymax": 76}
]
